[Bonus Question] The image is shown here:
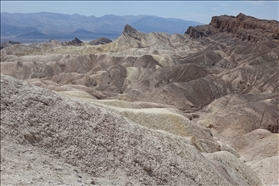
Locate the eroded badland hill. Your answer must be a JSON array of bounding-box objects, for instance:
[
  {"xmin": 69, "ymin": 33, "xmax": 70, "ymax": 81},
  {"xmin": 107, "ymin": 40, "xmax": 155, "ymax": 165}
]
[{"xmin": 1, "ymin": 13, "xmax": 278, "ymax": 185}]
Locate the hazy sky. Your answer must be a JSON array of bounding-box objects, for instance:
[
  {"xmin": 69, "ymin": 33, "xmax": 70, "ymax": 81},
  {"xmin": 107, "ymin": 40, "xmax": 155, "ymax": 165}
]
[{"xmin": 1, "ymin": 1, "xmax": 278, "ymax": 24}]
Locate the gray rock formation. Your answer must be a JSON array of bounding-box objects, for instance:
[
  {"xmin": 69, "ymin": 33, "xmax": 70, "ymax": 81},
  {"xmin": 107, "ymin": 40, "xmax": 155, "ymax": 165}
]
[
  {"xmin": 88, "ymin": 38, "xmax": 112, "ymax": 45},
  {"xmin": 62, "ymin": 37, "xmax": 83, "ymax": 46}
]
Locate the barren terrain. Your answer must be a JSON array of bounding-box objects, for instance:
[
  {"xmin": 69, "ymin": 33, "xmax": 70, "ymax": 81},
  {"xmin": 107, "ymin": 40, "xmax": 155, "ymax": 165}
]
[{"xmin": 1, "ymin": 13, "xmax": 278, "ymax": 185}]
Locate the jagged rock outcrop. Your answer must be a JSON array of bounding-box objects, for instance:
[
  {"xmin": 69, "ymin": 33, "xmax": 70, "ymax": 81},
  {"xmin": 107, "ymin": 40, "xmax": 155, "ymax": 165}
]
[
  {"xmin": 186, "ymin": 13, "xmax": 279, "ymax": 42},
  {"xmin": 123, "ymin": 24, "xmax": 146, "ymax": 40},
  {"xmin": 62, "ymin": 37, "xmax": 83, "ymax": 46},
  {"xmin": 88, "ymin": 38, "xmax": 112, "ymax": 45},
  {"xmin": 185, "ymin": 25, "xmax": 217, "ymax": 38}
]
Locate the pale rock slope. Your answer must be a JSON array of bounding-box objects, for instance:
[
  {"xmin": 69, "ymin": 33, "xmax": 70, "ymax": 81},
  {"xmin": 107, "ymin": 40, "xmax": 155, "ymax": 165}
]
[{"xmin": 1, "ymin": 75, "xmax": 262, "ymax": 186}]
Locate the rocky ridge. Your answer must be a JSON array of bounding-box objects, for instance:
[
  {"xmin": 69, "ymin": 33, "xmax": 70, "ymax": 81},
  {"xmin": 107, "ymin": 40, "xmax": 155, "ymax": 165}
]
[{"xmin": 186, "ymin": 13, "xmax": 279, "ymax": 42}]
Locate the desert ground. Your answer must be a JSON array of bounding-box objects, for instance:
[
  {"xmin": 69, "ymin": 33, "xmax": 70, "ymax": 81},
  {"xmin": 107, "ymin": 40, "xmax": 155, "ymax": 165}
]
[{"xmin": 1, "ymin": 13, "xmax": 278, "ymax": 185}]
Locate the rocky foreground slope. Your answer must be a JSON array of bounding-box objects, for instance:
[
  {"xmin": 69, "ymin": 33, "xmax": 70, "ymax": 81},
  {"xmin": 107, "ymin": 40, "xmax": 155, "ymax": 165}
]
[
  {"xmin": 1, "ymin": 74, "xmax": 262, "ymax": 186},
  {"xmin": 1, "ymin": 13, "xmax": 279, "ymax": 185}
]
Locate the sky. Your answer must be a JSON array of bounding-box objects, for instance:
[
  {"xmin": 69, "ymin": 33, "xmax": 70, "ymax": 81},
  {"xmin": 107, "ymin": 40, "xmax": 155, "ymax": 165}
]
[{"xmin": 1, "ymin": 1, "xmax": 278, "ymax": 24}]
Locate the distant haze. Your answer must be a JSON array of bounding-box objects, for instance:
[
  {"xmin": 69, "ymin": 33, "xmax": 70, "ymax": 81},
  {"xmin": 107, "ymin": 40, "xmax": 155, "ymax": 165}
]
[
  {"xmin": 1, "ymin": 1, "xmax": 278, "ymax": 24},
  {"xmin": 1, "ymin": 12, "xmax": 202, "ymax": 43}
]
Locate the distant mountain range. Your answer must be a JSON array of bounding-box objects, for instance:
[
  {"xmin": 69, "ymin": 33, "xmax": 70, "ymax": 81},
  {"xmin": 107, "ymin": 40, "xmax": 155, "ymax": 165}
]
[{"xmin": 1, "ymin": 12, "xmax": 202, "ymax": 42}]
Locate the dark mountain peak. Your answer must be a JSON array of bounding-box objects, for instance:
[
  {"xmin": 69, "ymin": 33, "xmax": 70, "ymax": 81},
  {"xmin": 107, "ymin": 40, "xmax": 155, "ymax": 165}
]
[
  {"xmin": 236, "ymin": 13, "xmax": 247, "ymax": 20},
  {"xmin": 122, "ymin": 24, "xmax": 146, "ymax": 40},
  {"xmin": 62, "ymin": 37, "xmax": 83, "ymax": 46},
  {"xmin": 235, "ymin": 13, "xmax": 255, "ymax": 21},
  {"xmin": 73, "ymin": 37, "xmax": 83, "ymax": 44},
  {"xmin": 123, "ymin": 24, "xmax": 138, "ymax": 35}
]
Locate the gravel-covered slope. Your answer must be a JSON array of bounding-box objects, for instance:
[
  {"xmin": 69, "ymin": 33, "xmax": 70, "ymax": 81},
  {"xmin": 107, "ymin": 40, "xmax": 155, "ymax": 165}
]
[{"xmin": 0, "ymin": 75, "xmax": 262, "ymax": 185}]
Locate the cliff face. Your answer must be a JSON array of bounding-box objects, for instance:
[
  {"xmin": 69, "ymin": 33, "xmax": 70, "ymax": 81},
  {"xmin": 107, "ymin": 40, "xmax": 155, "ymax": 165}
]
[
  {"xmin": 185, "ymin": 25, "xmax": 217, "ymax": 38},
  {"xmin": 186, "ymin": 13, "xmax": 279, "ymax": 42}
]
